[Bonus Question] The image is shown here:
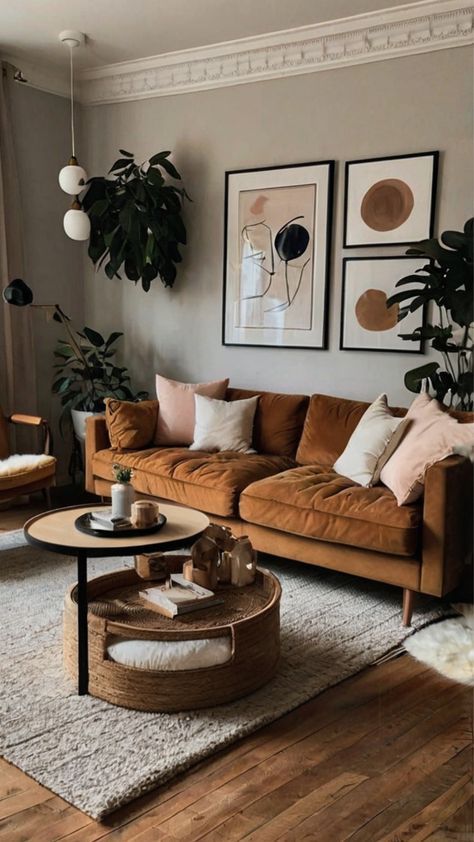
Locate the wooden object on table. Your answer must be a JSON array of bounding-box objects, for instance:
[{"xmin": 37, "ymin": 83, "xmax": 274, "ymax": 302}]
[
  {"xmin": 131, "ymin": 499, "xmax": 160, "ymax": 528},
  {"xmin": 230, "ymin": 536, "xmax": 257, "ymax": 586},
  {"xmin": 63, "ymin": 565, "xmax": 281, "ymax": 712},
  {"xmin": 183, "ymin": 535, "xmax": 219, "ymax": 589}
]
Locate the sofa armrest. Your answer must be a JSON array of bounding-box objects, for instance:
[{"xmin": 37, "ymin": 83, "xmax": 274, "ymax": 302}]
[
  {"xmin": 85, "ymin": 415, "xmax": 110, "ymax": 494},
  {"xmin": 421, "ymin": 454, "xmax": 473, "ymax": 596}
]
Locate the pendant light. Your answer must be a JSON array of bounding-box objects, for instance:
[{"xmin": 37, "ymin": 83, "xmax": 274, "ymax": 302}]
[{"xmin": 58, "ymin": 30, "xmax": 90, "ymax": 241}]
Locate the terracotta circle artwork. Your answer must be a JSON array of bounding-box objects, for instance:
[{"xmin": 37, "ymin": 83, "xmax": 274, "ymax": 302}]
[
  {"xmin": 360, "ymin": 179, "xmax": 414, "ymax": 232},
  {"xmin": 355, "ymin": 289, "xmax": 399, "ymax": 332}
]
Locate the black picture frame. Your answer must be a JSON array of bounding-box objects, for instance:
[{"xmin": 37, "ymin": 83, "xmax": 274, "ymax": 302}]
[
  {"xmin": 222, "ymin": 160, "xmax": 335, "ymax": 350},
  {"xmin": 340, "ymin": 255, "xmax": 427, "ymax": 354},
  {"xmin": 343, "ymin": 151, "xmax": 439, "ymax": 248}
]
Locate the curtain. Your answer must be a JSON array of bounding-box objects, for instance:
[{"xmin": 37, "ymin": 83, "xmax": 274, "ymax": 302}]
[{"xmin": 0, "ymin": 61, "xmax": 37, "ymax": 421}]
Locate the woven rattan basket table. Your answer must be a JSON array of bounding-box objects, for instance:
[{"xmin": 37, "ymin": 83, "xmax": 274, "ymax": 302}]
[
  {"xmin": 63, "ymin": 561, "xmax": 281, "ymax": 711},
  {"xmin": 24, "ymin": 503, "xmax": 209, "ymax": 696}
]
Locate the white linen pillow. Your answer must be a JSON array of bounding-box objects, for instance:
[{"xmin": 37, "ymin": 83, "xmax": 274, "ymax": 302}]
[
  {"xmin": 334, "ymin": 394, "xmax": 407, "ymax": 487},
  {"xmin": 190, "ymin": 394, "xmax": 258, "ymax": 453}
]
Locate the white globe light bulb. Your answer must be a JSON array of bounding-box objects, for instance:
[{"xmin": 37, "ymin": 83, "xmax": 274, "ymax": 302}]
[
  {"xmin": 63, "ymin": 206, "xmax": 91, "ymax": 241},
  {"xmin": 58, "ymin": 157, "xmax": 88, "ymax": 195}
]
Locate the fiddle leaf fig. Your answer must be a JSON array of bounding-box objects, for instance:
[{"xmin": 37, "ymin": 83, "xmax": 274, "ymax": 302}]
[{"xmin": 82, "ymin": 150, "xmax": 190, "ymax": 292}]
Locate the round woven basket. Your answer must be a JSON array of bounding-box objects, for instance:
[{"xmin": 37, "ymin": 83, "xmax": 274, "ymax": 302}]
[{"xmin": 63, "ymin": 558, "xmax": 281, "ymax": 712}]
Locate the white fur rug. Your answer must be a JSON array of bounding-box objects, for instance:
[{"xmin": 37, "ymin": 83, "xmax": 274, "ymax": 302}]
[
  {"xmin": 405, "ymin": 603, "xmax": 474, "ymax": 686},
  {"xmin": 0, "ymin": 530, "xmax": 443, "ymax": 819}
]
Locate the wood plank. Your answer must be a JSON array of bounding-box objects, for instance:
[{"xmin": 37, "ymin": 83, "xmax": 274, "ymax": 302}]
[
  {"xmin": 425, "ymin": 796, "xmax": 474, "ymax": 840},
  {"xmin": 194, "ymin": 693, "xmax": 470, "ymax": 842},
  {"xmin": 150, "ymin": 678, "xmax": 466, "ymax": 840},
  {"xmin": 58, "ymin": 657, "xmax": 429, "ymax": 841},
  {"xmin": 273, "ymin": 703, "xmax": 471, "ymax": 842},
  {"xmin": 377, "ymin": 773, "xmax": 473, "ymax": 842},
  {"xmin": 344, "ymin": 745, "xmax": 472, "ymax": 842}
]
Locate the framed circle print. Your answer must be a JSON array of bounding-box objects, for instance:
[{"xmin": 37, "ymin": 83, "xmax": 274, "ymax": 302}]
[
  {"xmin": 340, "ymin": 256, "xmax": 427, "ymax": 353},
  {"xmin": 343, "ymin": 151, "xmax": 438, "ymax": 247},
  {"xmin": 222, "ymin": 160, "xmax": 334, "ymax": 349}
]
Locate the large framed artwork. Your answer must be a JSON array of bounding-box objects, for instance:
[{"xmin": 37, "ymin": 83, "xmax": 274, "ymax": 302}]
[
  {"xmin": 222, "ymin": 161, "xmax": 334, "ymax": 349},
  {"xmin": 340, "ymin": 256, "xmax": 427, "ymax": 353},
  {"xmin": 343, "ymin": 151, "xmax": 438, "ymax": 247}
]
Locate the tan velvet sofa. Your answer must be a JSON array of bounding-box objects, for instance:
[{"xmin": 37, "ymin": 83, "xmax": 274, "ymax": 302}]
[{"xmin": 85, "ymin": 387, "xmax": 473, "ymax": 625}]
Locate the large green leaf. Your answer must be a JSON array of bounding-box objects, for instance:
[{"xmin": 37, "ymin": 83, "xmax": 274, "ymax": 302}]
[
  {"xmin": 148, "ymin": 151, "xmax": 171, "ymax": 165},
  {"xmin": 109, "ymin": 158, "xmax": 133, "ymax": 173},
  {"xmin": 404, "ymin": 362, "xmax": 440, "ymax": 394},
  {"xmin": 83, "ymin": 326, "xmax": 105, "ymax": 347},
  {"xmin": 156, "ymin": 157, "xmax": 181, "ymax": 180}
]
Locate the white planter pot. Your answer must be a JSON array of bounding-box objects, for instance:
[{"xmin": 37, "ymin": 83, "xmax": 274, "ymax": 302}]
[
  {"xmin": 71, "ymin": 409, "xmax": 102, "ymax": 441},
  {"xmin": 111, "ymin": 482, "xmax": 135, "ymax": 519}
]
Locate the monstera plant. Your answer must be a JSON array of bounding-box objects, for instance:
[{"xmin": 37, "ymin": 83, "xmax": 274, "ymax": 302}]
[
  {"xmin": 387, "ymin": 218, "xmax": 473, "ymax": 411},
  {"xmin": 82, "ymin": 150, "xmax": 190, "ymax": 292}
]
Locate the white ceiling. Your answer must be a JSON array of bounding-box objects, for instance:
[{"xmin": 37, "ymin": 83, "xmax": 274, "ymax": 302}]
[{"xmin": 1, "ymin": 0, "xmax": 413, "ymax": 77}]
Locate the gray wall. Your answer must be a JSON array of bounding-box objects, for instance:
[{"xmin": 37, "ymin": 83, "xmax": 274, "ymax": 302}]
[
  {"xmin": 10, "ymin": 82, "xmax": 84, "ymax": 477},
  {"xmin": 82, "ymin": 46, "xmax": 473, "ymax": 406}
]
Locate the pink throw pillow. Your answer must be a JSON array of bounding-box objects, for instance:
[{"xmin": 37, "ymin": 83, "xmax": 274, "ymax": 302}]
[
  {"xmin": 380, "ymin": 393, "xmax": 474, "ymax": 505},
  {"xmin": 155, "ymin": 375, "xmax": 229, "ymax": 445}
]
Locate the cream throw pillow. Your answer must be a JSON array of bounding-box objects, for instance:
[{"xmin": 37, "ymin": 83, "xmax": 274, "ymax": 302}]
[
  {"xmin": 334, "ymin": 394, "xmax": 408, "ymax": 487},
  {"xmin": 190, "ymin": 395, "xmax": 258, "ymax": 453},
  {"xmin": 380, "ymin": 392, "xmax": 474, "ymax": 505}
]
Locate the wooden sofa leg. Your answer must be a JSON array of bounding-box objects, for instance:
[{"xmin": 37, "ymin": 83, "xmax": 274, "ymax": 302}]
[{"xmin": 402, "ymin": 589, "xmax": 415, "ymax": 627}]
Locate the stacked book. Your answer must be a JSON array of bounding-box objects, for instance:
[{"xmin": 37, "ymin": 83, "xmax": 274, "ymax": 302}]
[
  {"xmin": 89, "ymin": 510, "xmax": 131, "ymax": 531},
  {"xmin": 140, "ymin": 574, "xmax": 223, "ymax": 618}
]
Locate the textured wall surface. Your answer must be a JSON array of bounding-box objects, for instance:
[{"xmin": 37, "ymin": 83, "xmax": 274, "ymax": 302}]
[{"xmin": 78, "ymin": 46, "xmax": 473, "ymax": 406}]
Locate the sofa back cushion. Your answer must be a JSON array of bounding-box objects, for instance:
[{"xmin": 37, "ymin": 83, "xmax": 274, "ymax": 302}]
[
  {"xmin": 227, "ymin": 388, "xmax": 309, "ymax": 457},
  {"xmin": 296, "ymin": 393, "xmax": 406, "ymax": 466},
  {"xmin": 105, "ymin": 399, "xmax": 159, "ymax": 451}
]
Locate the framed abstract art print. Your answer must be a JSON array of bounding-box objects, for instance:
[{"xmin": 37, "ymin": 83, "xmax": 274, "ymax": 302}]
[
  {"xmin": 343, "ymin": 151, "xmax": 438, "ymax": 247},
  {"xmin": 340, "ymin": 256, "xmax": 427, "ymax": 353},
  {"xmin": 222, "ymin": 160, "xmax": 334, "ymax": 349}
]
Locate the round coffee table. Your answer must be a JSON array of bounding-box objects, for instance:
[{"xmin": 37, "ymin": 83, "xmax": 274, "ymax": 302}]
[
  {"xmin": 63, "ymin": 563, "xmax": 281, "ymax": 711},
  {"xmin": 24, "ymin": 503, "xmax": 209, "ymax": 695}
]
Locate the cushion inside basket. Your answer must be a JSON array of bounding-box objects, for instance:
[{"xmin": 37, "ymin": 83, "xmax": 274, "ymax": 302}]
[{"xmin": 107, "ymin": 635, "xmax": 232, "ymax": 671}]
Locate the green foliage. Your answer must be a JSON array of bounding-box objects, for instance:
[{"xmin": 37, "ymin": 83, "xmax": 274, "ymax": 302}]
[
  {"xmin": 52, "ymin": 326, "xmax": 148, "ymax": 431},
  {"xmin": 112, "ymin": 463, "xmax": 133, "ymax": 483},
  {"xmin": 386, "ymin": 218, "xmax": 473, "ymax": 411},
  {"xmin": 81, "ymin": 150, "xmax": 190, "ymax": 292}
]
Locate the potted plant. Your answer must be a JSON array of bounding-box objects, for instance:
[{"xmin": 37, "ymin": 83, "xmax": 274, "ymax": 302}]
[
  {"xmin": 81, "ymin": 150, "xmax": 190, "ymax": 292},
  {"xmin": 387, "ymin": 217, "xmax": 473, "ymax": 411},
  {"xmin": 52, "ymin": 325, "xmax": 148, "ymax": 440},
  {"xmin": 111, "ymin": 463, "xmax": 134, "ymax": 519}
]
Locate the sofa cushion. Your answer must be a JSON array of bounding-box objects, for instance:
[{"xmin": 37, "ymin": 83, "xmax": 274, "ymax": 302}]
[
  {"xmin": 92, "ymin": 447, "xmax": 294, "ymax": 517},
  {"xmin": 105, "ymin": 399, "xmax": 159, "ymax": 451},
  {"xmin": 296, "ymin": 393, "xmax": 406, "ymax": 466},
  {"xmin": 227, "ymin": 388, "xmax": 309, "ymax": 457},
  {"xmin": 240, "ymin": 465, "xmax": 421, "ymax": 556}
]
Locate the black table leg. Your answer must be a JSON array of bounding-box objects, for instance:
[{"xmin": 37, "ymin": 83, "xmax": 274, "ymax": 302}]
[{"xmin": 77, "ymin": 552, "xmax": 89, "ymax": 695}]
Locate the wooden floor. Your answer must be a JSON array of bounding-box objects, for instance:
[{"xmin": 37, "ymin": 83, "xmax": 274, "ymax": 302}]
[{"xmin": 0, "ymin": 492, "xmax": 472, "ymax": 841}]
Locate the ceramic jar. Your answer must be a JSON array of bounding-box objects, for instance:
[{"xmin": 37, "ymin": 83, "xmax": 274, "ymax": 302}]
[{"xmin": 111, "ymin": 482, "xmax": 134, "ymax": 519}]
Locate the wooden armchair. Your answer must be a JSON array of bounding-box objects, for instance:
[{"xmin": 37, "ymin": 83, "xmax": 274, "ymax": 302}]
[{"xmin": 0, "ymin": 409, "xmax": 56, "ymax": 506}]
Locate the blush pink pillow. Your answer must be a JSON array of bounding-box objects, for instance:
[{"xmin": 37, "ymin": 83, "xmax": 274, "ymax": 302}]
[
  {"xmin": 380, "ymin": 393, "xmax": 474, "ymax": 505},
  {"xmin": 155, "ymin": 375, "xmax": 229, "ymax": 445}
]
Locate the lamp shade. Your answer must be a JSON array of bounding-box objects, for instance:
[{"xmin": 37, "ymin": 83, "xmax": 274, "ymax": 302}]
[
  {"xmin": 59, "ymin": 158, "xmax": 88, "ymax": 195},
  {"xmin": 2, "ymin": 278, "xmax": 34, "ymax": 306},
  {"xmin": 63, "ymin": 205, "xmax": 91, "ymax": 241}
]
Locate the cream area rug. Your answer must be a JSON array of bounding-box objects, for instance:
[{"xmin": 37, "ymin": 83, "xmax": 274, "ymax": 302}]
[
  {"xmin": 404, "ymin": 603, "xmax": 474, "ymax": 685},
  {"xmin": 0, "ymin": 530, "xmax": 442, "ymax": 820}
]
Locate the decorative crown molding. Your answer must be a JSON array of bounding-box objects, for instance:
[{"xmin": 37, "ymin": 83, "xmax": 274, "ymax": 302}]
[{"xmin": 78, "ymin": 0, "xmax": 473, "ymax": 106}]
